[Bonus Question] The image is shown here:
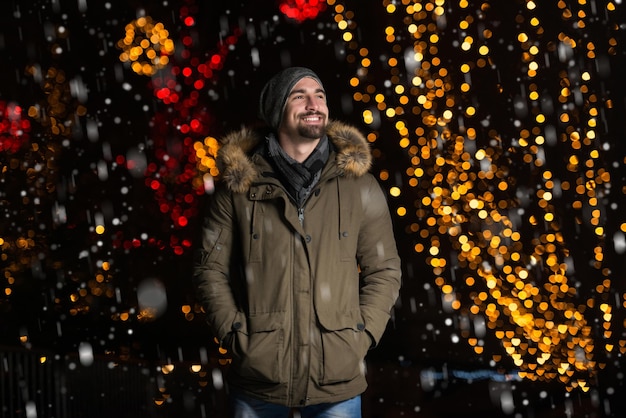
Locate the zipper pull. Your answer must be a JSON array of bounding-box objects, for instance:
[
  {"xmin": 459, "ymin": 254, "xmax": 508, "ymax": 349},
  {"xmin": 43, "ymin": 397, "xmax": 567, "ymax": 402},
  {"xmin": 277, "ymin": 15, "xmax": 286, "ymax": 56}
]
[{"xmin": 298, "ymin": 207, "xmax": 304, "ymax": 225}]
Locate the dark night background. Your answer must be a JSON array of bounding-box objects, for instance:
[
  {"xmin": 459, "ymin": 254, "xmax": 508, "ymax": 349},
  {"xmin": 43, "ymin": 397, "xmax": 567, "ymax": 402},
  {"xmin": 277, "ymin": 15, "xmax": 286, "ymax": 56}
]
[{"xmin": 1, "ymin": 0, "xmax": 626, "ymax": 417}]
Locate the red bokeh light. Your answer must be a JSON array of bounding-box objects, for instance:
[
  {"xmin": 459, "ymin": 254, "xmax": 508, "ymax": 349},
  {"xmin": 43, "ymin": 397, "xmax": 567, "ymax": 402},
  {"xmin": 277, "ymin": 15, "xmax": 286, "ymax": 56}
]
[
  {"xmin": 0, "ymin": 101, "xmax": 31, "ymax": 154},
  {"xmin": 279, "ymin": 0, "xmax": 327, "ymax": 22},
  {"xmin": 135, "ymin": 7, "xmax": 242, "ymax": 255}
]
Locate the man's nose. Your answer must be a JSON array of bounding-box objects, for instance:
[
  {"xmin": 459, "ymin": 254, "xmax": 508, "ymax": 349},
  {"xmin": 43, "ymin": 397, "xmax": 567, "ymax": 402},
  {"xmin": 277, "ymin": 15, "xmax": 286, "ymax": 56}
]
[{"xmin": 305, "ymin": 96, "xmax": 318, "ymax": 109}]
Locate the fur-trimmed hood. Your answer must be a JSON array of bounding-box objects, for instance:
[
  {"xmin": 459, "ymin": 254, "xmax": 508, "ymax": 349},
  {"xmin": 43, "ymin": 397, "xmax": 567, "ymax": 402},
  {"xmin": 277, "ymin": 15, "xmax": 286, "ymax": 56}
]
[{"xmin": 216, "ymin": 120, "xmax": 372, "ymax": 193}]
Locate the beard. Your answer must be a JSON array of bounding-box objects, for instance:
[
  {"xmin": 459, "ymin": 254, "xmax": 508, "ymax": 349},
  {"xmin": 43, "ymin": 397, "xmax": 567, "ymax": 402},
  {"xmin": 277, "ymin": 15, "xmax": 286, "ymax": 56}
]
[
  {"xmin": 296, "ymin": 113, "xmax": 327, "ymax": 139},
  {"xmin": 297, "ymin": 123, "xmax": 326, "ymax": 139}
]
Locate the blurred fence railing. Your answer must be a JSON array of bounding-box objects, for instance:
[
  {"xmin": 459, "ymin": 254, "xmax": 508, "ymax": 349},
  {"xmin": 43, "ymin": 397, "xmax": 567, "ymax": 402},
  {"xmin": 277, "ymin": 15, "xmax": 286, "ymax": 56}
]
[
  {"xmin": 1, "ymin": 346, "xmax": 63, "ymax": 418},
  {"xmin": 0, "ymin": 345, "xmax": 229, "ymax": 418}
]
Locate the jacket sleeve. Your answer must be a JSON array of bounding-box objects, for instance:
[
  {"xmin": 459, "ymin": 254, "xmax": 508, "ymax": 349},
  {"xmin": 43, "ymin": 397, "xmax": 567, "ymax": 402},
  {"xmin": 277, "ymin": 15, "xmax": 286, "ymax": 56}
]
[
  {"xmin": 192, "ymin": 187, "xmax": 241, "ymax": 343},
  {"xmin": 357, "ymin": 174, "xmax": 402, "ymax": 347}
]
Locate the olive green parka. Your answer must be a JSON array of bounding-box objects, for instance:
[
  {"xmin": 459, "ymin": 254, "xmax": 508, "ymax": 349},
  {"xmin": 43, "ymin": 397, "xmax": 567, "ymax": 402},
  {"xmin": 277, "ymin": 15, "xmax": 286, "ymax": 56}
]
[{"xmin": 193, "ymin": 120, "xmax": 401, "ymax": 407}]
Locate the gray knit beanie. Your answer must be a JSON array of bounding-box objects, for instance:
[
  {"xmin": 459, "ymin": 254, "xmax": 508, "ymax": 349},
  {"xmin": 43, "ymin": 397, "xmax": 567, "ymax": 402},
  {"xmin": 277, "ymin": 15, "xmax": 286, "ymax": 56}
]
[{"xmin": 258, "ymin": 67, "xmax": 324, "ymax": 130}]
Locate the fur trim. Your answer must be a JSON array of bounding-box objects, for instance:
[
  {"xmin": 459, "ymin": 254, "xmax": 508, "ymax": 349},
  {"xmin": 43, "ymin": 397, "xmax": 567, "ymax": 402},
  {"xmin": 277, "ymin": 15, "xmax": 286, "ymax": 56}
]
[
  {"xmin": 326, "ymin": 120, "xmax": 372, "ymax": 177},
  {"xmin": 216, "ymin": 120, "xmax": 371, "ymax": 193},
  {"xmin": 216, "ymin": 127, "xmax": 262, "ymax": 194}
]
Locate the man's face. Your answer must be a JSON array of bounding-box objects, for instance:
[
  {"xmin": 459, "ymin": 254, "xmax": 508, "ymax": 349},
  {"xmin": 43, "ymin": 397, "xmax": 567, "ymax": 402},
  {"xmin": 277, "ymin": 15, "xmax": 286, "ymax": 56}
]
[{"xmin": 279, "ymin": 77, "xmax": 328, "ymax": 141}]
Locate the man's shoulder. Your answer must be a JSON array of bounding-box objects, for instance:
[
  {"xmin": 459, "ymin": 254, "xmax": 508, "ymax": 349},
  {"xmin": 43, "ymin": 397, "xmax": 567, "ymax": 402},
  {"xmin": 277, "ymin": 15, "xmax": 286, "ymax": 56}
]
[
  {"xmin": 215, "ymin": 127, "xmax": 269, "ymax": 194},
  {"xmin": 326, "ymin": 120, "xmax": 373, "ymax": 178},
  {"xmin": 218, "ymin": 126, "xmax": 268, "ymax": 153}
]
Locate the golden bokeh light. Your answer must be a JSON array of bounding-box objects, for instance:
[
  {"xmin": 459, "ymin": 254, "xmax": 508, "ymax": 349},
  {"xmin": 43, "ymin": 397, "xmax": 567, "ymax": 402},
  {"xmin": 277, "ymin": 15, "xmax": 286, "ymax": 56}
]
[{"xmin": 330, "ymin": 0, "xmax": 623, "ymax": 390}]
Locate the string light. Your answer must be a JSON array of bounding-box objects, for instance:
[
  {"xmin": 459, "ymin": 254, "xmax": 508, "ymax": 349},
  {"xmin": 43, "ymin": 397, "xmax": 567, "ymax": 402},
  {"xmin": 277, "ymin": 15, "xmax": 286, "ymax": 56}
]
[
  {"xmin": 116, "ymin": 17, "xmax": 175, "ymax": 76},
  {"xmin": 0, "ymin": 101, "xmax": 30, "ymax": 153},
  {"xmin": 1, "ymin": 64, "xmax": 88, "ymax": 307},
  {"xmin": 329, "ymin": 0, "xmax": 623, "ymax": 390},
  {"xmin": 279, "ymin": 0, "xmax": 327, "ymax": 21}
]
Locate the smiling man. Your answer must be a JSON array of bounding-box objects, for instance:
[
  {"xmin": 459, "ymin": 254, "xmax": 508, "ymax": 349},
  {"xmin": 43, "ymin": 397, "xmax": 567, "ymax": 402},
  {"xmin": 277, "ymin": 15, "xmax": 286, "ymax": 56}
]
[
  {"xmin": 278, "ymin": 76, "xmax": 328, "ymax": 152},
  {"xmin": 193, "ymin": 67, "xmax": 402, "ymax": 418}
]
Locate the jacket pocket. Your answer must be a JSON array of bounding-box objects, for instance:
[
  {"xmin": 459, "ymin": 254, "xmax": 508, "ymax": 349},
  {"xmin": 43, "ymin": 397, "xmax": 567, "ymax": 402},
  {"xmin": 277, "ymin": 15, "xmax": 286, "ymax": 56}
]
[
  {"xmin": 231, "ymin": 311, "xmax": 286, "ymax": 384},
  {"xmin": 318, "ymin": 311, "xmax": 369, "ymax": 385}
]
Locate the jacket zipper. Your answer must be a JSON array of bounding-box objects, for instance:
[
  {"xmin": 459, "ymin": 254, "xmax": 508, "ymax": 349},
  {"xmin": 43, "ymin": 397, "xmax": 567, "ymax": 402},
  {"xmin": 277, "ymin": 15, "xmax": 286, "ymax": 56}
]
[
  {"xmin": 297, "ymin": 187, "xmax": 320, "ymax": 226},
  {"xmin": 298, "ymin": 206, "xmax": 304, "ymax": 225}
]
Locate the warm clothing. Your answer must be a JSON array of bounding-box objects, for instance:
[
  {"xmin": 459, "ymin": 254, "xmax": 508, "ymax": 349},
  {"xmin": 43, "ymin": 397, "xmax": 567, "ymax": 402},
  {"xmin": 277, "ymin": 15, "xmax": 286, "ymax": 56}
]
[
  {"xmin": 266, "ymin": 132, "xmax": 329, "ymax": 205},
  {"xmin": 193, "ymin": 120, "xmax": 402, "ymax": 407}
]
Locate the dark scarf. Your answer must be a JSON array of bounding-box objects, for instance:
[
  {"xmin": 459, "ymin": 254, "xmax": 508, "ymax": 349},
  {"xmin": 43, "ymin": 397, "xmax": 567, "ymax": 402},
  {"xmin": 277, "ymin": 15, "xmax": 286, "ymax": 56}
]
[{"xmin": 266, "ymin": 133, "xmax": 330, "ymax": 206}]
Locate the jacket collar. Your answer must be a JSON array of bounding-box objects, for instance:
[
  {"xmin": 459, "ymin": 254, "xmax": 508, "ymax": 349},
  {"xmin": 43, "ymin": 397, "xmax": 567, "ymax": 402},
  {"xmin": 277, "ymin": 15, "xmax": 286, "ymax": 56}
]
[{"xmin": 216, "ymin": 120, "xmax": 372, "ymax": 193}]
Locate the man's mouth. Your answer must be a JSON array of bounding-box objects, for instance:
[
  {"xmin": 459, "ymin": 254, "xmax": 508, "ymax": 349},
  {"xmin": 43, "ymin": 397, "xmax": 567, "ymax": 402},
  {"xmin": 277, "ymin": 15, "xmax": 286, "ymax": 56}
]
[{"xmin": 301, "ymin": 114, "xmax": 324, "ymax": 123}]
